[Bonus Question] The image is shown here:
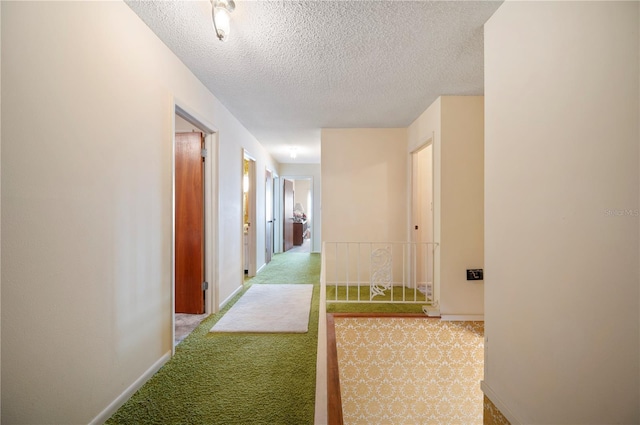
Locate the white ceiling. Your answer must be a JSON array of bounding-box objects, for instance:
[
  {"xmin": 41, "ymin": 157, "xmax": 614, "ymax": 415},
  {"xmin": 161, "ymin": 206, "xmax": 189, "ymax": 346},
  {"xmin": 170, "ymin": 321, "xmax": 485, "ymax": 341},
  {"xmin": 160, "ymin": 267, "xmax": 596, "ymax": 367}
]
[{"xmin": 126, "ymin": 0, "xmax": 502, "ymax": 164}]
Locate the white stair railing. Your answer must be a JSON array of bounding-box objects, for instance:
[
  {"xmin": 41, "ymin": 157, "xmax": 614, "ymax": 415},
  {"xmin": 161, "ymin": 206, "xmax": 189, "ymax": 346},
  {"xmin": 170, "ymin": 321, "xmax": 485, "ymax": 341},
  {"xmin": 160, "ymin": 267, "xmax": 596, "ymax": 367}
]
[{"xmin": 322, "ymin": 241, "xmax": 439, "ymax": 305}]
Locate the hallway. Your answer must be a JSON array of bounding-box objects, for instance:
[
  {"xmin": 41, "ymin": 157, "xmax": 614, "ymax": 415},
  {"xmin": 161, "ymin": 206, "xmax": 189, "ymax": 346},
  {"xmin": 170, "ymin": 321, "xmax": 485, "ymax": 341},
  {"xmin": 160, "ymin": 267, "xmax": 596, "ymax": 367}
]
[
  {"xmin": 108, "ymin": 252, "xmax": 321, "ymax": 424},
  {"xmin": 283, "ymin": 237, "xmax": 311, "ymax": 254}
]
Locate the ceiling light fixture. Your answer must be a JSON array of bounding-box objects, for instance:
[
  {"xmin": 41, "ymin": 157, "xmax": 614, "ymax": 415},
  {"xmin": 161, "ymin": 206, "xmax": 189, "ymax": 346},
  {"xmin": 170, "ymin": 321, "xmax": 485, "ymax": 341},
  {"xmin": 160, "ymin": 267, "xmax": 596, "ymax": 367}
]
[
  {"xmin": 211, "ymin": 0, "xmax": 235, "ymax": 42},
  {"xmin": 289, "ymin": 147, "xmax": 298, "ymax": 159}
]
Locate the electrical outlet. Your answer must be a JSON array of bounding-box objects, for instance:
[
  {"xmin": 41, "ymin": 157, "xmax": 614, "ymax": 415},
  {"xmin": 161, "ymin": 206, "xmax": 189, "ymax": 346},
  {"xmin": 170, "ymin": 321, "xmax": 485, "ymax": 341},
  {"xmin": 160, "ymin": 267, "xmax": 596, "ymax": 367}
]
[{"xmin": 467, "ymin": 269, "xmax": 483, "ymax": 281}]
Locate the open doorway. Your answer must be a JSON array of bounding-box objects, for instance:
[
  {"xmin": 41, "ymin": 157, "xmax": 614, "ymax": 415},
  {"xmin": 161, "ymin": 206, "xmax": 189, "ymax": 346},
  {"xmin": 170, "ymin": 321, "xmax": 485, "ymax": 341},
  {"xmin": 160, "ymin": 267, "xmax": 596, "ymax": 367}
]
[
  {"xmin": 282, "ymin": 177, "xmax": 313, "ymax": 253},
  {"xmin": 173, "ymin": 110, "xmax": 217, "ymax": 348},
  {"xmin": 243, "ymin": 151, "xmax": 257, "ymax": 277},
  {"xmin": 410, "ymin": 141, "xmax": 434, "ymax": 298},
  {"xmin": 265, "ymin": 168, "xmax": 275, "ymax": 265}
]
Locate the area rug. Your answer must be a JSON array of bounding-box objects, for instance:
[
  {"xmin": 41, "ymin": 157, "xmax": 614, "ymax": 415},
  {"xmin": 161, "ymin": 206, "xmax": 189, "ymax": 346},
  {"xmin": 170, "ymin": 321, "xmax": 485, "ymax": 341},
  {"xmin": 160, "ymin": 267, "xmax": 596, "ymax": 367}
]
[{"xmin": 210, "ymin": 284, "xmax": 313, "ymax": 333}]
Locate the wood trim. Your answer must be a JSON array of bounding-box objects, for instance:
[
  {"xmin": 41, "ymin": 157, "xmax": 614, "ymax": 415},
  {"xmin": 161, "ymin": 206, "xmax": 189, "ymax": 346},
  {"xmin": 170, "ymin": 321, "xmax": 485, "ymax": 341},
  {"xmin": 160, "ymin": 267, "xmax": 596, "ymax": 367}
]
[
  {"xmin": 326, "ymin": 312, "xmax": 438, "ymax": 424},
  {"xmin": 326, "ymin": 313, "xmax": 343, "ymax": 425}
]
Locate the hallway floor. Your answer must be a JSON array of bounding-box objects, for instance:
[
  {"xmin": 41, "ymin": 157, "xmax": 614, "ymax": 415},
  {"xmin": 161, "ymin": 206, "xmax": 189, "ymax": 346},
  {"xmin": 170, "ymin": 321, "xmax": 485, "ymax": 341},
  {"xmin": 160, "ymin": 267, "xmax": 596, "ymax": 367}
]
[
  {"xmin": 286, "ymin": 237, "xmax": 311, "ymax": 253},
  {"xmin": 174, "ymin": 313, "xmax": 209, "ymax": 346},
  {"xmin": 107, "ymin": 252, "xmax": 320, "ymax": 424}
]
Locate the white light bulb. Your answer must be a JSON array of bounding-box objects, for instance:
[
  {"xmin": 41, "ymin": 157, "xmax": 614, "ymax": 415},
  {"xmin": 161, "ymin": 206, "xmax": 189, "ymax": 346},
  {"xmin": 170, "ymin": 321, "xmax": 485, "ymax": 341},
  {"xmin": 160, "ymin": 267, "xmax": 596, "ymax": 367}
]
[{"xmin": 214, "ymin": 7, "xmax": 231, "ymax": 41}]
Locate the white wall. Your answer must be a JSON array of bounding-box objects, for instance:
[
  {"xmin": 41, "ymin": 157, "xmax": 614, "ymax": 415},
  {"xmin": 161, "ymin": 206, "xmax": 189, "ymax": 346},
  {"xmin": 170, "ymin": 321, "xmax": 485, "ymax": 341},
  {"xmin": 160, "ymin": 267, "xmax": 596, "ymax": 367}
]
[
  {"xmin": 175, "ymin": 114, "xmax": 202, "ymax": 132},
  {"xmin": 293, "ymin": 179, "xmax": 311, "ymax": 215},
  {"xmin": 322, "ymin": 128, "xmax": 407, "ymax": 244},
  {"xmin": 280, "ymin": 163, "xmax": 322, "ymax": 253},
  {"xmin": 1, "ymin": 2, "xmax": 276, "ymax": 423},
  {"xmin": 484, "ymin": 2, "xmax": 639, "ymax": 423},
  {"xmin": 407, "ymin": 96, "xmax": 484, "ymax": 315},
  {"xmin": 217, "ymin": 114, "xmax": 277, "ymax": 299}
]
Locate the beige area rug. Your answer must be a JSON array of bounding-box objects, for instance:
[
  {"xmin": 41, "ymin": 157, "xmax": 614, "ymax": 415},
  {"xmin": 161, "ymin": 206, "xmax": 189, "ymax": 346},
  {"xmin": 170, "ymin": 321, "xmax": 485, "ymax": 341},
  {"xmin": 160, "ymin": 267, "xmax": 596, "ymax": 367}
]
[
  {"xmin": 210, "ymin": 284, "xmax": 313, "ymax": 333},
  {"xmin": 335, "ymin": 318, "xmax": 484, "ymax": 425}
]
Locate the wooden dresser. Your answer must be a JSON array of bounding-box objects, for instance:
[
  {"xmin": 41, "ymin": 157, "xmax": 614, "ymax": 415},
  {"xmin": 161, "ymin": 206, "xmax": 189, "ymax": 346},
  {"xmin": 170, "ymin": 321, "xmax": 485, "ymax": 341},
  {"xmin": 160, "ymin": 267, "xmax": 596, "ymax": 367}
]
[{"xmin": 293, "ymin": 220, "xmax": 307, "ymax": 246}]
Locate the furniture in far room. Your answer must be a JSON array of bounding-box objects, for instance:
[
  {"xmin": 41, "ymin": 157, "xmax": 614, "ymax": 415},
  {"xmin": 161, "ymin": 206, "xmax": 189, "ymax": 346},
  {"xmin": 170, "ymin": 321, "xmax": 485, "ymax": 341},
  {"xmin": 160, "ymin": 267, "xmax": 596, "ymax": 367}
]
[{"xmin": 293, "ymin": 219, "xmax": 307, "ymax": 246}]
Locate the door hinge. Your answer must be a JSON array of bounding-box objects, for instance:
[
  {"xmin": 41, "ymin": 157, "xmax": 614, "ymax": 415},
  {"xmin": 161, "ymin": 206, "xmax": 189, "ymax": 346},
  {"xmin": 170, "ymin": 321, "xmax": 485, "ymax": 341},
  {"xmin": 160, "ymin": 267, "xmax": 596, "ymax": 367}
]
[
  {"xmin": 202, "ymin": 281, "xmax": 209, "ymax": 290},
  {"xmin": 201, "ymin": 148, "xmax": 208, "ymax": 158}
]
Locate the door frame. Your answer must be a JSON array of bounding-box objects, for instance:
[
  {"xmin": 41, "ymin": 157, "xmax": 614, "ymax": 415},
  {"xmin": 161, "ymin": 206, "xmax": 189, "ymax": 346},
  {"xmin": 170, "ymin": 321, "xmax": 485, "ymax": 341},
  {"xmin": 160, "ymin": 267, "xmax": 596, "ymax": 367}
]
[
  {"xmin": 409, "ymin": 134, "xmax": 436, "ymax": 297},
  {"xmin": 172, "ymin": 101, "xmax": 219, "ymax": 355},
  {"xmin": 281, "ymin": 175, "xmax": 314, "ymax": 252},
  {"xmin": 282, "ymin": 178, "xmax": 295, "ymax": 252},
  {"xmin": 410, "ymin": 139, "xmax": 434, "ymax": 243},
  {"xmin": 272, "ymin": 173, "xmax": 282, "ymax": 254},
  {"xmin": 242, "ymin": 150, "xmax": 257, "ymax": 277},
  {"xmin": 265, "ymin": 167, "xmax": 275, "ymax": 265}
]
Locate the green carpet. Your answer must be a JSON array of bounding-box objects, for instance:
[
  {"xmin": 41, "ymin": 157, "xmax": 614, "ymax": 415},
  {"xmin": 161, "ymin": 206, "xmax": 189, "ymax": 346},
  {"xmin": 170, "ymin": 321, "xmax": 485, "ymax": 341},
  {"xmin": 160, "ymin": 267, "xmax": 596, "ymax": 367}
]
[
  {"xmin": 326, "ymin": 285, "xmax": 427, "ymax": 314},
  {"xmin": 107, "ymin": 253, "xmax": 320, "ymax": 425}
]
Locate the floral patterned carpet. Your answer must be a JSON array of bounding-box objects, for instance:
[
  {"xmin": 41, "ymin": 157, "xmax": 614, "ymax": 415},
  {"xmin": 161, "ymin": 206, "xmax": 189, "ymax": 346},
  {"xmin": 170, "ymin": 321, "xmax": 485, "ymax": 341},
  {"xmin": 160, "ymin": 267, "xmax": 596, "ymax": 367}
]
[{"xmin": 334, "ymin": 317, "xmax": 484, "ymax": 425}]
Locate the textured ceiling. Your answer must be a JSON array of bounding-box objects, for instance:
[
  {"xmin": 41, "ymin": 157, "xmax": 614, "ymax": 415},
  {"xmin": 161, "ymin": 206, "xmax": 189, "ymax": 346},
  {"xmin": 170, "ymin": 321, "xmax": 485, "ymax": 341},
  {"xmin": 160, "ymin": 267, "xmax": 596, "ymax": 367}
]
[{"xmin": 126, "ymin": 0, "xmax": 503, "ymax": 163}]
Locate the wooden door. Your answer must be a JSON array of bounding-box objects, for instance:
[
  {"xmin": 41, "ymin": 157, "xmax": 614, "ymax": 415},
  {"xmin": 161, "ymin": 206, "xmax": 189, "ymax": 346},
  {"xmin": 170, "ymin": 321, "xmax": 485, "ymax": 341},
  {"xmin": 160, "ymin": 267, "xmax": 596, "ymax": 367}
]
[
  {"xmin": 265, "ymin": 169, "xmax": 274, "ymax": 264},
  {"xmin": 283, "ymin": 179, "xmax": 294, "ymax": 252},
  {"xmin": 175, "ymin": 132, "xmax": 204, "ymax": 314}
]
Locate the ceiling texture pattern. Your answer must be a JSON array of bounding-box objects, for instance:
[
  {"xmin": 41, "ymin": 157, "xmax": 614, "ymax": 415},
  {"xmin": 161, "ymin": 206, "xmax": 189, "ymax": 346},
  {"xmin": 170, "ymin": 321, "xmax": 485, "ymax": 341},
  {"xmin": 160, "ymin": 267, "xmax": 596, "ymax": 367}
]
[{"xmin": 126, "ymin": 0, "xmax": 503, "ymax": 163}]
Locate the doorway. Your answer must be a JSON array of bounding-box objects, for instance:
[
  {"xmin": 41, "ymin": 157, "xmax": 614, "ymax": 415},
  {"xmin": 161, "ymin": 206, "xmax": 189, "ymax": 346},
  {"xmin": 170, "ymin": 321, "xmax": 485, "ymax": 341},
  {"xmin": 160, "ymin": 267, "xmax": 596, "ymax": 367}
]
[
  {"xmin": 282, "ymin": 177, "xmax": 313, "ymax": 253},
  {"xmin": 175, "ymin": 129, "xmax": 205, "ymax": 314},
  {"xmin": 243, "ymin": 151, "xmax": 257, "ymax": 277},
  {"xmin": 173, "ymin": 110, "xmax": 217, "ymax": 348},
  {"xmin": 283, "ymin": 178, "xmax": 294, "ymax": 252},
  {"xmin": 411, "ymin": 142, "xmax": 434, "ymax": 294},
  {"xmin": 265, "ymin": 169, "xmax": 274, "ymax": 265}
]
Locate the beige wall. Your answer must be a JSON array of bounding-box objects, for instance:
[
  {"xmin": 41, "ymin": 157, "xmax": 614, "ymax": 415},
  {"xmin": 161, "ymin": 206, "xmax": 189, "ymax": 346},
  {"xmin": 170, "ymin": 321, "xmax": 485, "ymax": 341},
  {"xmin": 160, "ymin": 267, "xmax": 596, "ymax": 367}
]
[
  {"xmin": 440, "ymin": 96, "xmax": 484, "ymax": 315},
  {"xmin": 293, "ymin": 179, "xmax": 311, "ymax": 216},
  {"xmin": 1, "ymin": 2, "xmax": 277, "ymax": 423},
  {"xmin": 484, "ymin": 2, "xmax": 639, "ymax": 423},
  {"xmin": 407, "ymin": 96, "xmax": 484, "ymax": 315},
  {"xmin": 322, "ymin": 128, "xmax": 407, "ymax": 243},
  {"xmin": 175, "ymin": 114, "xmax": 202, "ymax": 133},
  {"xmin": 280, "ymin": 163, "xmax": 322, "ymax": 253}
]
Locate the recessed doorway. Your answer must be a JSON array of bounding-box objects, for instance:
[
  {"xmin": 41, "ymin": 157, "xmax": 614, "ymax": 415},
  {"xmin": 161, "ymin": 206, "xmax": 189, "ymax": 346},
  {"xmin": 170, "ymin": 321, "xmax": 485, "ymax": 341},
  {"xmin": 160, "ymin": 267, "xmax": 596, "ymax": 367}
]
[
  {"xmin": 410, "ymin": 140, "xmax": 434, "ymax": 296},
  {"xmin": 243, "ymin": 151, "xmax": 257, "ymax": 277},
  {"xmin": 173, "ymin": 110, "xmax": 217, "ymax": 348},
  {"xmin": 282, "ymin": 177, "xmax": 312, "ymax": 254}
]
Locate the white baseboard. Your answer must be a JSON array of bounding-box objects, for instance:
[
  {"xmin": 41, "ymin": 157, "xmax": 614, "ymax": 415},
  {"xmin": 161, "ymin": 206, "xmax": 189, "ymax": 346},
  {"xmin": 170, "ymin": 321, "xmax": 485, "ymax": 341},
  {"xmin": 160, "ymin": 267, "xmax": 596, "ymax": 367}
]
[
  {"xmin": 219, "ymin": 285, "xmax": 244, "ymax": 310},
  {"xmin": 314, "ymin": 276, "xmax": 328, "ymax": 425},
  {"xmin": 256, "ymin": 262, "xmax": 266, "ymax": 274},
  {"xmin": 90, "ymin": 351, "xmax": 171, "ymax": 425},
  {"xmin": 481, "ymin": 380, "xmax": 522, "ymax": 425},
  {"xmin": 441, "ymin": 314, "xmax": 484, "ymax": 321}
]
